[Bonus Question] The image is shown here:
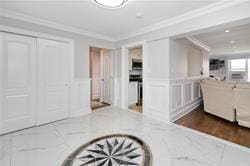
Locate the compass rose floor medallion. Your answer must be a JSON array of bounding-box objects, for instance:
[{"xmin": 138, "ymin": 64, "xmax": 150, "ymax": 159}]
[{"xmin": 62, "ymin": 134, "xmax": 152, "ymax": 166}]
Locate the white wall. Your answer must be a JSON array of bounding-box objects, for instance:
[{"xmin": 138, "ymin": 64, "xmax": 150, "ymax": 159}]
[
  {"xmin": 1, "ymin": 16, "xmax": 115, "ymax": 79},
  {"xmin": 144, "ymin": 38, "xmax": 171, "ymax": 122},
  {"xmin": 170, "ymin": 39, "xmax": 209, "ymax": 79},
  {"xmin": 170, "ymin": 39, "xmax": 188, "ymax": 78},
  {"xmin": 114, "ymin": 48, "xmax": 122, "ymax": 106},
  {"xmin": 147, "ymin": 39, "xmax": 170, "ymax": 79}
]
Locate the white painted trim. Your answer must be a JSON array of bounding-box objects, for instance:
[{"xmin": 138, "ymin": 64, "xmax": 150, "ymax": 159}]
[
  {"xmin": 170, "ymin": 77, "xmax": 204, "ymax": 121},
  {"xmin": 171, "ymin": 123, "xmax": 250, "ymax": 153},
  {"xmin": 1, "ymin": 1, "xmax": 247, "ymax": 42},
  {"xmin": 170, "ymin": 98, "xmax": 202, "ymax": 122},
  {"xmin": 186, "ymin": 36, "xmax": 211, "ymax": 52},
  {"xmin": 0, "ymin": 25, "xmax": 74, "ymax": 43},
  {"xmin": 0, "ymin": 26, "xmax": 76, "ymax": 119},
  {"xmin": 0, "ymin": 32, "xmax": 3, "ymax": 134},
  {"xmin": 0, "ymin": 8, "xmax": 115, "ymax": 42},
  {"xmin": 116, "ymin": 0, "xmax": 248, "ymax": 41},
  {"xmin": 73, "ymin": 78, "xmax": 91, "ymax": 117},
  {"xmin": 121, "ymin": 40, "xmax": 147, "ymax": 112}
]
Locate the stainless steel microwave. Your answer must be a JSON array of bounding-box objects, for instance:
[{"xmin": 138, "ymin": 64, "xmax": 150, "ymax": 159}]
[{"xmin": 132, "ymin": 59, "xmax": 142, "ymax": 70}]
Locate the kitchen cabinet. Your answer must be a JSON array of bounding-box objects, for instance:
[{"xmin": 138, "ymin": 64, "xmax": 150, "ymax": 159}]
[
  {"xmin": 129, "ymin": 48, "xmax": 142, "ymax": 70},
  {"xmin": 128, "ymin": 82, "xmax": 138, "ymax": 105}
]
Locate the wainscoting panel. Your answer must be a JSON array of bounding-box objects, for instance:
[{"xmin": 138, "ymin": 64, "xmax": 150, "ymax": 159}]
[
  {"xmin": 171, "ymin": 85, "xmax": 182, "ymax": 110},
  {"xmin": 184, "ymin": 83, "xmax": 192, "ymax": 104},
  {"xmin": 114, "ymin": 77, "xmax": 122, "ymax": 107},
  {"xmin": 170, "ymin": 77, "xmax": 205, "ymax": 122},
  {"xmin": 144, "ymin": 79, "xmax": 170, "ymax": 123},
  {"xmin": 72, "ymin": 79, "xmax": 91, "ymax": 117}
]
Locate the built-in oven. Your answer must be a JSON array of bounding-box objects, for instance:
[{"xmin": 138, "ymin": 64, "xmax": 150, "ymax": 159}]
[{"xmin": 132, "ymin": 59, "xmax": 142, "ymax": 70}]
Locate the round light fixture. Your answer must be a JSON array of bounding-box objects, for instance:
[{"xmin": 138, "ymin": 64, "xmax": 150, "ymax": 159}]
[{"xmin": 91, "ymin": 0, "xmax": 128, "ymax": 9}]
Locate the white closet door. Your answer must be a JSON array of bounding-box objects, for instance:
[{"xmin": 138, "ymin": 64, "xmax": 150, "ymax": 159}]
[
  {"xmin": 0, "ymin": 32, "xmax": 36, "ymax": 134},
  {"xmin": 37, "ymin": 38, "xmax": 70, "ymax": 125}
]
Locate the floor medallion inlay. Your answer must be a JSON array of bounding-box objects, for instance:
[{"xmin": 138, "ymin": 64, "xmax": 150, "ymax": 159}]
[{"xmin": 62, "ymin": 134, "xmax": 152, "ymax": 166}]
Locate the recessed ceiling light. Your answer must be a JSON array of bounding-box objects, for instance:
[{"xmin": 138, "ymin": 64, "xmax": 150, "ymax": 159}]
[
  {"xmin": 91, "ymin": 0, "xmax": 128, "ymax": 9},
  {"xmin": 230, "ymin": 40, "xmax": 235, "ymax": 43},
  {"xmin": 136, "ymin": 12, "xmax": 143, "ymax": 19},
  {"xmin": 233, "ymin": 46, "xmax": 237, "ymax": 48},
  {"xmin": 225, "ymin": 30, "xmax": 230, "ymax": 33}
]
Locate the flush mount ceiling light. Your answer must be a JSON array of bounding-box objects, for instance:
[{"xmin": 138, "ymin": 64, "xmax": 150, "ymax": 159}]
[{"xmin": 91, "ymin": 0, "xmax": 128, "ymax": 9}]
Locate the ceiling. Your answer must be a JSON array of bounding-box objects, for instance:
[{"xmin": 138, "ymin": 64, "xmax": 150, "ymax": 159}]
[
  {"xmin": 1, "ymin": 0, "xmax": 220, "ymax": 41},
  {"xmin": 194, "ymin": 23, "xmax": 250, "ymax": 56}
]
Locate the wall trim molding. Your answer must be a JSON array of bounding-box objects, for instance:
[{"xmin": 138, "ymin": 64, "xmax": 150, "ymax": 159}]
[
  {"xmin": 116, "ymin": 0, "xmax": 248, "ymax": 41},
  {"xmin": 72, "ymin": 79, "xmax": 91, "ymax": 117},
  {"xmin": 170, "ymin": 99, "xmax": 202, "ymax": 122},
  {"xmin": 0, "ymin": 8, "xmax": 116, "ymax": 42},
  {"xmin": 186, "ymin": 36, "xmax": 211, "ymax": 52},
  {"xmin": 1, "ymin": 0, "xmax": 248, "ymax": 42}
]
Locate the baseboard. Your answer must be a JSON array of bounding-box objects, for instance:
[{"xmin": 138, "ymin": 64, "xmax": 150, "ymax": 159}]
[{"xmin": 170, "ymin": 99, "xmax": 202, "ymax": 122}]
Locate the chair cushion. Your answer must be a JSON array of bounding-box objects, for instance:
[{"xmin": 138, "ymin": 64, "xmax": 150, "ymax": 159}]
[
  {"xmin": 236, "ymin": 82, "xmax": 250, "ymax": 89},
  {"xmin": 202, "ymin": 79, "xmax": 235, "ymax": 88}
]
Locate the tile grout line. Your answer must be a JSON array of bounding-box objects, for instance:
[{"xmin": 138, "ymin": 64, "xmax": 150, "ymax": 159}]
[
  {"xmin": 218, "ymin": 144, "xmax": 226, "ymax": 166},
  {"xmin": 9, "ymin": 135, "xmax": 13, "ymax": 166},
  {"xmin": 51, "ymin": 123, "xmax": 74, "ymax": 152}
]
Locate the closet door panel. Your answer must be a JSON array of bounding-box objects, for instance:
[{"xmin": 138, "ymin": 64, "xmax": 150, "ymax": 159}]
[
  {"xmin": 0, "ymin": 32, "xmax": 36, "ymax": 134},
  {"xmin": 37, "ymin": 39, "xmax": 70, "ymax": 125}
]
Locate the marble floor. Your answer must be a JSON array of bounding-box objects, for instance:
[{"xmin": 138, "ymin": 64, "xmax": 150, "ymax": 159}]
[{"xmin": 1, "ymin": 107, "xmax": 250, "ymax": 166}]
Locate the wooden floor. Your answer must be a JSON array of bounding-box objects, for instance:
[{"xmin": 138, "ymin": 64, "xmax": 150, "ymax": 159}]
[
  {"xmin": 91, "ymin": 99, "xmax": 110, "ymax": 110},
  {"xmin": 175, "ymin": 106, "xmax": 250, "ymax": 148},
  {"xmin": 129, "ymin": 105, "xmax": 142, "ymax": 113}
]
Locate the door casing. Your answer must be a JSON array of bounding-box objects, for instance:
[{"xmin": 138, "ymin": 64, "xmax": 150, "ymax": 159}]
[{"xmin": 121, "ymin": 41, "xmax": 147, "ymax": 112}]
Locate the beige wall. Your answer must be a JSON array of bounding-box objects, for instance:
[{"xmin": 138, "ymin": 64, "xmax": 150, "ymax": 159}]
[
  {"xmin": 170, "ymin": 39, "xmax": 188, "ymax": 78},
  {"xmin": 90, "ymin": 48, "xmax": 101, "ymax": 99},
  {"xmin": 170, "ymin": 38, "xmax": 209, "ymax": 79},
  {"xmin": 187, "ymin": 45, "xmax": 203, "ymax": 77}
]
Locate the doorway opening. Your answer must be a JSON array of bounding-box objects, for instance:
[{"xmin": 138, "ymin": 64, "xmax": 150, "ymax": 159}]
[
  {"xmin": 89, "ymin": 47, "xmax": 113, "ymax": 110},
  {"xmin": 128, "ymin": 47, "xmax": 143, "ymax": 113},
  {"xmin": 121, "ymin": 41, "xmax": 146, "ymax": 114}
]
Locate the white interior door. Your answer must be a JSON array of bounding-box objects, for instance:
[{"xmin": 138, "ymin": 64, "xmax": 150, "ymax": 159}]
[
  {"xmin": 90, "ymin": 49, "xmax": 101, "ymax": 100},
  {"xmin": 0, "ymin": 32, "xmax": 36, "ymax": 134},
  {"xmin": 37, "ymin": 38, "xmax": 70, "ymax": 125},
  {"xmin": 100, "ymin": 49, "xmax": 113, "ymax": 104}
]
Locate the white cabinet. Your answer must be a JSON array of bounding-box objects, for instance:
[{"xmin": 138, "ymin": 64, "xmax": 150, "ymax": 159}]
[
  {"xmin": 129, "ymin": 48, "xmax": 142, "ymax": 70},
  {"xmin": 128, "ymin": 82, "xmax": 138, "ymax": 105}
]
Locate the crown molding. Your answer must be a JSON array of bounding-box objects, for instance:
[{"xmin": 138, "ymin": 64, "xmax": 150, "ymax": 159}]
[
  {"xmin": 186, "ymin": 36, "xmax": 211, "ymax": 52},
  {"xmin": 0, "ymin": 8, "xmax": 116, "ymax": 42},
  {"xmin": 116, "ymin": 0, "xmax": 249, "ymax": 41},
  {"xmin": 0, "ymin": 0, "xmax": 248, "ymax": 43}
]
